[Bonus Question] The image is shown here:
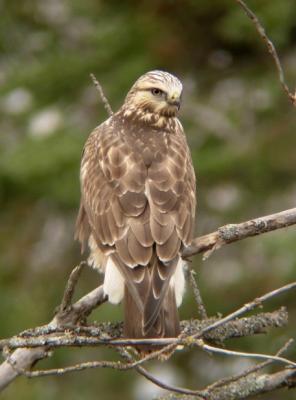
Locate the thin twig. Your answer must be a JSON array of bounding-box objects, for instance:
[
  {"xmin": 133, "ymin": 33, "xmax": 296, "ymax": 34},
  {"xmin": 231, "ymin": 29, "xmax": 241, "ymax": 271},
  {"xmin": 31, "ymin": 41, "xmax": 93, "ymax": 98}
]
[
  {"xmin": 118, "ymin": 348, "xmax": 206, "ymax": 398},
  {"xmin": 187, "ymin": 268, "xmax": 208, "ymax": 319},
  {"xmin": 192, "ymin": 281, "xmax": 296, "ymax": 340},
  {"xmin": 205, "ymin": 339, "xmax": 294, "ymax": 392},
  {"xmin": 90, "ymin": 73, "xmax": 113, "ymax": 116},
  {"xmin": 235, "ymin": 0, "xmax": 296, "ymax": 105},
  {"xmin": 198, "ymin": 340, "xmax": 296, "ymax": 368},
  {"xmin": 19, "ymin": 341, "xmax": 178, "ymax": 378},
  {"xmin": 139, "ymin": 339, "xmax": 294, "ymax": 398},
  {"xmin": 134, "ymin": 365, "xmax": 206, "ymax": 398}
]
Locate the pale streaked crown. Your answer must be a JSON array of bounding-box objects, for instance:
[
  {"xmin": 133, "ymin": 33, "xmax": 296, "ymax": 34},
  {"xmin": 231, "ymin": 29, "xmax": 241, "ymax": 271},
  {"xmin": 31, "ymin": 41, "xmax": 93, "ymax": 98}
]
[{"xmin": 124, "ymin": 70, "xmax": 183, "ymax": 117}]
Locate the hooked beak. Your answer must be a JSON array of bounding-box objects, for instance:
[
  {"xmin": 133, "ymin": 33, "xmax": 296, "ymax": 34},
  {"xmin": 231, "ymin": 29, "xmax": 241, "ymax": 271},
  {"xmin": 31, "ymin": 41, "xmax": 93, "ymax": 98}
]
[{"xmin": 167, "ymin": 92, "xmax": 181, "ymax": 110}]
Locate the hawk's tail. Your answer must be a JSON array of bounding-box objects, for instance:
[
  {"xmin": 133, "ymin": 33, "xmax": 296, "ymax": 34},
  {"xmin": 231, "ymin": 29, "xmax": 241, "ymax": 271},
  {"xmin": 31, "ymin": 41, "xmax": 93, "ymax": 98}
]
[{"xmin": 123, "ymin": 259, "xmax": 180, "ymax": 351}]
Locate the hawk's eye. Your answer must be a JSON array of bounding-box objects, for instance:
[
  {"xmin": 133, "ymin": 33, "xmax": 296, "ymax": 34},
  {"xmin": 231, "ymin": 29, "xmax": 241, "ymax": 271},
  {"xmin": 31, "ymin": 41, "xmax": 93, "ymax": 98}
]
[{"xmin": 151, "ymin": 88, "xmax": 163, "ymax": 96}]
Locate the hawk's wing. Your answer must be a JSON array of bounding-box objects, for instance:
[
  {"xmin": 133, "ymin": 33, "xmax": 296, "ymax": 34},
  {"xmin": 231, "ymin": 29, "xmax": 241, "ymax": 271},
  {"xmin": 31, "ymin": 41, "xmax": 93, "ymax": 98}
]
[{"xmin": 76, "ymin": 116, "xmax": 196, "ymax": 333}]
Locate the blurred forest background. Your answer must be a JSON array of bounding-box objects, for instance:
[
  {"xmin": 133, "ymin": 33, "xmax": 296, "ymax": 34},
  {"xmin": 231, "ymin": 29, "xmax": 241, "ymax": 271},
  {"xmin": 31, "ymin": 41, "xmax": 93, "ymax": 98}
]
[{"xmin": 1, "ymin": 0, "xmax": 296, "ymax": 399}]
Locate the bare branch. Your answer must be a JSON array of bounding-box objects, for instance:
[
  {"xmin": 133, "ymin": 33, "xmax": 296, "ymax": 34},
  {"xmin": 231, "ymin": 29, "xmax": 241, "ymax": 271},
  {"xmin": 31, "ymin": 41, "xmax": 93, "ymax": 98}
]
[
  {"xmin": 117, "ymin": 348, "xmax": 207, "ymax": 398},
  {"xmin": 191, "ymin": 281, "xmax": 296, "ymax": 340},
  {"xmin": 0, "ymin": 277, "xmax": 107, "ymax": 391},
  {"xmin": 183, "ymin": 207, "xmax": 296, "ymax": 259},
  {"xmin": 16, "ymin": 340, "xmax": 180, "ymax": 379},
  {"xmin": 234, "ymin": 0, "xmax": 296, "ymax": 105},
  {"xmin": 127, "ymin": 340, "xmax": 294, "ymax": 399},
  {"xmin": 53, "ymin": 284, "xmax": 107, "ymax": 326},
  {"xmin": 59, "ymin": 262, "xmax": 86, "ymax": 313},
  {"xmin": 119, "ymin": 340, "xmax": 295, "ymax": 399},
  {"xmin": 90, "ymin": 73, "xmax": 113, "ymax": 116},
  {"xmin": 0, "ymin": 348, "xmax": 46, "ymax": 392},
  {"xmin": 205, "ymin": 339, "xmax": 294, "ymax": 392},
  {"xmin": 197, "ymin": 340, "xmax": 296, "ymax": 368},
  {"xmin": 159, "ymin": 368, "xmax": 296, "ymax": 400}
]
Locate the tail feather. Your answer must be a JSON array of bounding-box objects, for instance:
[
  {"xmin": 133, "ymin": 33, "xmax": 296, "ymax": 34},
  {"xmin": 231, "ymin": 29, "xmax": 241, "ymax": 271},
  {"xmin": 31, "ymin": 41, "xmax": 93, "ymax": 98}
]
[
  {"xmin": 122, "ymin": 255, "xmax": 182, "ymax": 352},
  {"xmin": 143, "ymin": 257, "xmax": 178, "ymax": 335},
  {"xmin": 123, "ymin": 281, "xmax": 180, "ymax": 341}
]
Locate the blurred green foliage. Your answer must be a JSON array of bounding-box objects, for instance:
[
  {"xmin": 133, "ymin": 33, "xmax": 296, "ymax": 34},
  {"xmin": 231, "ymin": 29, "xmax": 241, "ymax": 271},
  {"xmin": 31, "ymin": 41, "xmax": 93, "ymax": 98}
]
[{"xmin": 0, "ymin": 0, "xmax": 296, "ymax": 399}]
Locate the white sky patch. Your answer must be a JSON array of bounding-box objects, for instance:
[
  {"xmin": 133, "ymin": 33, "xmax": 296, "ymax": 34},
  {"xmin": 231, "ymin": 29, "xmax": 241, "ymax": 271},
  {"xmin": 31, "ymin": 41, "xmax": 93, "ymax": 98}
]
[
  {"xmin": 28, "ymin": 107, "xmax": 63, "ymax": 138},
  {"xmin": 2, "ymin": 88, "xmax": 33, "ymax": 115}
]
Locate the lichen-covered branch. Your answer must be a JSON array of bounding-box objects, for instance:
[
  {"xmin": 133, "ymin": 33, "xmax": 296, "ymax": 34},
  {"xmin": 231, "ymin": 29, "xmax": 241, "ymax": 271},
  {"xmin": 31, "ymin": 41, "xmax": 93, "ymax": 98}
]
[
  {"xmin": 187, "ymin": 268, "xmax": 208, "ymax": 319},
  {"xmin": 0, "ymin": 308, "xmax": 287, "ymax": 351},
  {"xmin": 183, "ymin": 207, "xmax": 296, "ymax": 259},
  {"xmin": 0, "ymin": 281, "xmax": 294, "ymax": 389},
  {"xmin": 159, "ymin": 368, "xmax": 296, "ymax": 400}
]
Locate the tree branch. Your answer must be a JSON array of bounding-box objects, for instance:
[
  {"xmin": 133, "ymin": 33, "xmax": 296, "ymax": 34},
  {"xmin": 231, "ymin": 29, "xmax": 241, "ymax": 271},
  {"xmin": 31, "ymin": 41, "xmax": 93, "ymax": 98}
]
[
  {"xmin": 151, "ymin": 340, "xmax": 294, "ymax": 398},
  {"xmin": 197, "ymin": 341, "xmax": 295, "ymax": 368},
  {"xmin": 0, "ymin": 266, "xmax": 107, "ymax": 392},
  {"xmin": 190, "ymin": 281, "xmax": 296, "ymax": 341},
  {"xmin": 204, "ymin": 339, "xmax": 294, "ymax": 392},
  {"xmin": 0, "ymin": 308, "xmax": 288, "ymax": 351},
  {"xmin": 159, "ymin": 368, "xmax": 296, "ymax": 400},
  {"xmin": 0, "ymin": 207, "xmax": 295, "ymax": 392},
  {"xmin": 0, "ymin": 281, "xmax": 293, "ymax": 386},
  {"xmin": 58, "ymin": 262, "xmax": 86, "ymax": 313},
  {"xmin": 234, "ymin": 0, "xmax": 296, "ymax": 106},
  {"xmin": 183, "ymin": 207, "xmax": 296, "ymax": 259}
]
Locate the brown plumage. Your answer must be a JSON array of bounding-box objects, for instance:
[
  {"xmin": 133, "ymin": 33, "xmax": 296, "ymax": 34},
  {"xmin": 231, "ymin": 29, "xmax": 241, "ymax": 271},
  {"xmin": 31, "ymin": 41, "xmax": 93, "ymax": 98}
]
[{"xmin": 75, "ymin": 70, "xmax": 196, "ymax": 343}]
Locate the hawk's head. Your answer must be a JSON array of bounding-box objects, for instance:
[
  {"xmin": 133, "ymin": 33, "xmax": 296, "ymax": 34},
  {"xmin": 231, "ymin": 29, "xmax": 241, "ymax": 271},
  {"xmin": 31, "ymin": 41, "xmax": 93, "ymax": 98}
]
[{"xmin": 124, "ymin": 70, "xmax": 183, "ymax": 118}]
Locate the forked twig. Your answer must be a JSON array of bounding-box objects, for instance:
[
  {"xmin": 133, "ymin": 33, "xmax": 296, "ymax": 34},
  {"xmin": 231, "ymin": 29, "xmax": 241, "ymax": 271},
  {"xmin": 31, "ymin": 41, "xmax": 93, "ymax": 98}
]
[
  {"xmin": 205, "ymin": 339, "xmax": 294, "ymax": 392},
  {"xmin": 192, "ymin": 281, "xmax": 296, "ymax": 340}
]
